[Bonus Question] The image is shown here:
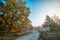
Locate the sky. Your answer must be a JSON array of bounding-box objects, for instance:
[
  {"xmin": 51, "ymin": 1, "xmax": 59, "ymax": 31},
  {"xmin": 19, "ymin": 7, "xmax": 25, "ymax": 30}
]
[
  {"xmin": 1, "ymin": 0, "xmax": 60, "ymax": 26},
  {"xmin": 25, "ymin": 0, "xmax": 60, "ymax": 26}
]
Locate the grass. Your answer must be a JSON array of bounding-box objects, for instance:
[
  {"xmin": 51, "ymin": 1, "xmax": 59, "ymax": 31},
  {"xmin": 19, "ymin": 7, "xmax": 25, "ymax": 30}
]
[{"xmin": 38, "ymin": 31, "xmax": 60, "ymax": 40}]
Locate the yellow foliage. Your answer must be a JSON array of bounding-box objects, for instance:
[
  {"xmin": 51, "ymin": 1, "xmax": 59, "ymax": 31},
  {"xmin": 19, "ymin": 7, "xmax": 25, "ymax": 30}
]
[
  {"xmin": 2, "ymin": 20, "xmax": 5, "ymax": 24},
  {"xmin": 0, "ymin": 0, "xmax": 31, "ymax": 34},
  {"xmin": 10, "ymin": 0, "xmax": 16, "ymax": 3},
  {"xmin": 7, "ymin": 0, "xmax": 16, "ymax": 5},
  {"xmin": 10, "ymin": 29, "xmax": 16, "ymax": 32},
  {"xmin": 19, "ymin": 15, "xmax": 23, "ymax": 19}
]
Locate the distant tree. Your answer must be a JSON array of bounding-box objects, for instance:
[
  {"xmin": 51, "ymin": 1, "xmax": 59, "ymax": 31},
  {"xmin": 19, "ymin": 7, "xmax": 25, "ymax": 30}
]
[
  {"xmin": 30, "ymin": 25, "xmax": 33, "ymax": 31},
  {"xmin": 42, "ymin": 15, "xmax": 54, "ymax": 27},
  {"xmin": 42, "ymin": 15, "xmax": 59, "ymax": 32}
]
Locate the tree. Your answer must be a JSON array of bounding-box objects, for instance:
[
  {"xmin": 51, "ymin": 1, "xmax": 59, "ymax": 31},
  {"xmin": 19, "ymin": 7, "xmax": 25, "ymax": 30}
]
[
  {"xmin": 42, "ymin": 15, "xmax": 54, "ymax": 27},
  {"xmin": 42, "ymin": 15, "xmax": 57, "ymax": 32},
  {"xmin": 0, "ymin": 0, "xmax": 31, "ymax": 36}
]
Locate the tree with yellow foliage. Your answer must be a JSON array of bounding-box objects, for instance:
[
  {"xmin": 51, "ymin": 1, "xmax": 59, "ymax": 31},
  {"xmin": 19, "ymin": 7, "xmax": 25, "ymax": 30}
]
[{"xmin": 0, "ymin": 0, "xmax": 31, "ymax": 36}]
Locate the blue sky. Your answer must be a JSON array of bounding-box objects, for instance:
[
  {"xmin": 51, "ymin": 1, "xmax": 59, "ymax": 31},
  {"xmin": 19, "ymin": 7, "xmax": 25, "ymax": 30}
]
[
  {"xmin": 1, "ymin": 0, "xmax": 60, "ymax": 26},
  {"xmin": 0, "ymin": 0, "xmax": 6, "ymax": 5},
  {"xmin": 25, "ymin": 0, "xmax": 60, "ymax": 26},
  {"xmin": 26, "ymin": 0, "xmax": 44, "ymax": 26}
]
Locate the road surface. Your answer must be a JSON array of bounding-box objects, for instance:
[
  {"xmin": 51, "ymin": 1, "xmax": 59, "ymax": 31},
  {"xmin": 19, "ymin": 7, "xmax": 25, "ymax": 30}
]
[{"xmin": 16, "ymin": 31, "xmax": 40, "ymax": 40}]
